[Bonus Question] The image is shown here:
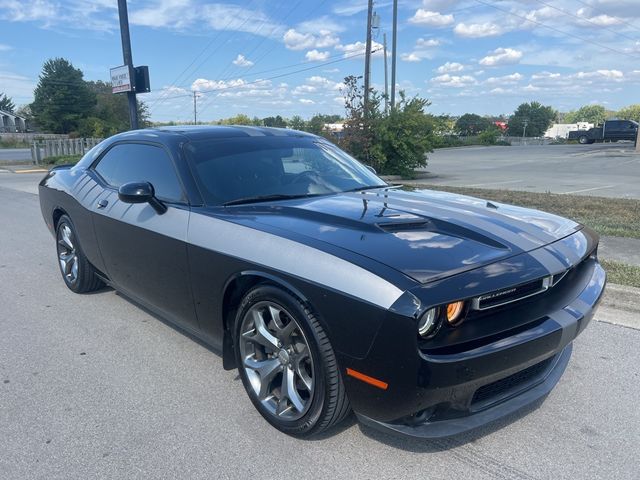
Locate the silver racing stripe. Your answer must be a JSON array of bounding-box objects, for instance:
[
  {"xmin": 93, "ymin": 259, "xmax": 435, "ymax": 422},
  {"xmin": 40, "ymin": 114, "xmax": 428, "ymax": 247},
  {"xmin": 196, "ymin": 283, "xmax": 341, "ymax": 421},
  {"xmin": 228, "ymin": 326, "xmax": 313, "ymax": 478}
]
[{"xmin": 188, "ymin": 212, "xmax": 405, "ymax": 309}]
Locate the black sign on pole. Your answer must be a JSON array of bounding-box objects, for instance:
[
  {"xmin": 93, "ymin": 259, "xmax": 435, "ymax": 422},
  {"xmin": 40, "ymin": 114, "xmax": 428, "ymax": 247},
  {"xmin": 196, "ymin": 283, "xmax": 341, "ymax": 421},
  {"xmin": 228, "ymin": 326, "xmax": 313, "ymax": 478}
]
[{"xmin": 117, "ymin": 0, "xmax": 139, "ymax": 130}]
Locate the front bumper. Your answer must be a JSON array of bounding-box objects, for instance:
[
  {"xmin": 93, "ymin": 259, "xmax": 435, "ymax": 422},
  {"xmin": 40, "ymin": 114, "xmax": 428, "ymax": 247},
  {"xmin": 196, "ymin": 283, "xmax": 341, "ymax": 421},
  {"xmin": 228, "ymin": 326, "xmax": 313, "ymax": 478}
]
[{"xmin": 342, "ymin": 255, "xmax": 606, "ymax": 438}]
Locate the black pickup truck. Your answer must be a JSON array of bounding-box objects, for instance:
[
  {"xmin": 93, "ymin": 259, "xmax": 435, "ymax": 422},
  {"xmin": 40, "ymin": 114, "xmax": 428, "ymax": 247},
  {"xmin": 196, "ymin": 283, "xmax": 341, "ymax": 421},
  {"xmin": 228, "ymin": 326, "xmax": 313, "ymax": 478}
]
[{"xmin": 568, "ymin": 119, "xmax": 639, "ymax": 144}]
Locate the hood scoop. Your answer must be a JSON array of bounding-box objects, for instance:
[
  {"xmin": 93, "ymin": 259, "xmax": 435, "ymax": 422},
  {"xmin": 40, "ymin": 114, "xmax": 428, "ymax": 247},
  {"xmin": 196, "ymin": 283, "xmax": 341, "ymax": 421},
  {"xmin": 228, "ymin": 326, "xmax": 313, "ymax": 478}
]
[{"xmin": 377, "ymin": 217, "xmax": 509, "ymax": 251}]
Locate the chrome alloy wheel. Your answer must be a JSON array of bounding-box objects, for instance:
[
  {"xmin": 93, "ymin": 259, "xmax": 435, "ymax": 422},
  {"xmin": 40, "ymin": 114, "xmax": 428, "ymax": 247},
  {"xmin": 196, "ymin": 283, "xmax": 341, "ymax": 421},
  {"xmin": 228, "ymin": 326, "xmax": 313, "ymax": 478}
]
[
  {"xmin": 239, "ymin": 301, "xmax": 315, "ymax": 421},
  {"xmin": 57, "ymin": 224, "xmax": 78, "ymax": 285}
]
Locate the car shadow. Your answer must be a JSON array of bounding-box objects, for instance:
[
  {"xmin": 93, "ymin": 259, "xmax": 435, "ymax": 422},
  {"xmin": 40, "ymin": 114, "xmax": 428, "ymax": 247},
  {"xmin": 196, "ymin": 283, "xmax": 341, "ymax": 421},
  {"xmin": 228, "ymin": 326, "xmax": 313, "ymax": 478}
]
[{"xmin": 105, "ymin": 288, "xmax": 548, "ymax": 449}]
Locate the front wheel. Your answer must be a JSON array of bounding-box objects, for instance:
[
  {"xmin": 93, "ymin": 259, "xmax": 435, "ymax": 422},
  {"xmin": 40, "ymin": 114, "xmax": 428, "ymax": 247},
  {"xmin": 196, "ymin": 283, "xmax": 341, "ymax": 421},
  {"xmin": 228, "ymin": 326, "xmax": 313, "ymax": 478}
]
[
  {"xmin": 234, "ymin": 285, "xmax": 350, "ymax": 437},
  {"xmin": 55, "ymin": 215, "xmax": 104, "ymax": 293}
]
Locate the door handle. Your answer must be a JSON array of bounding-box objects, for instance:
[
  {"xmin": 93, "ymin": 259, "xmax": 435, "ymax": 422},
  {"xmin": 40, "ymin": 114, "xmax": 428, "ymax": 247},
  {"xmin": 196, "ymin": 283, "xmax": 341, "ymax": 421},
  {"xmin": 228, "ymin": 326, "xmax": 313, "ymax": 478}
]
[{"xmin": 97, "ymin": 199, "xmax": 108, "ymax": 209}]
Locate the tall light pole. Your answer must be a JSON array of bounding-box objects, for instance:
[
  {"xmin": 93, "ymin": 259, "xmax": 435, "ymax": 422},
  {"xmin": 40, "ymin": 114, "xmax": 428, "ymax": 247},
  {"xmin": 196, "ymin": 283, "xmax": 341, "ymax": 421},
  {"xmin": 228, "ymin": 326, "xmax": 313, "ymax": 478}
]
[
  {"xmin": 117, "ymin": 0, "xmax": 139, "ymax": 129},
  {"xmin": 390, "ymin": 0, "xmax": 398, "ymax": 109},
  {"xmin": 383, "ymin": 33, "xmax": 389, "ymax": 113},
  {"xmin": 522, "ymin": 119, "xmax": 528, "ymax": 145},
  {"xmin": 363, "ymin": 0, "xmax": 374, "ymax": 115}
]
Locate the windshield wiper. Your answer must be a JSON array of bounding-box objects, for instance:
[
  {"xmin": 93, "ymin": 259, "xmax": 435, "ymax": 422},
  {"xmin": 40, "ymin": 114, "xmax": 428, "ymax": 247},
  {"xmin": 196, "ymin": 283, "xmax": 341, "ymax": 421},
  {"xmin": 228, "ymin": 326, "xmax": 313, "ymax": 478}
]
[
  {"xmin": 223, "ymin": 193, "xmax": 311, "ymax": 206},
  {"xmin": 344, "ymin": 185, "xmax": 390, "ymax": 193}
]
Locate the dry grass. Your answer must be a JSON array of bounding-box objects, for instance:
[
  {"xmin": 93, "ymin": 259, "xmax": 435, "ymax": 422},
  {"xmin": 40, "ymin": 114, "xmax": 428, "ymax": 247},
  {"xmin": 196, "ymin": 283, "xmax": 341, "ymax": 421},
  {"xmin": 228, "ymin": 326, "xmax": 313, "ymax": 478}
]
[
  {"xmin": 410, "ymin": 185, "xmax": 640, "ymax": 239},
  {"xmin": 600, "ymin": 260, "xmax": 640, "ymax": 288}
]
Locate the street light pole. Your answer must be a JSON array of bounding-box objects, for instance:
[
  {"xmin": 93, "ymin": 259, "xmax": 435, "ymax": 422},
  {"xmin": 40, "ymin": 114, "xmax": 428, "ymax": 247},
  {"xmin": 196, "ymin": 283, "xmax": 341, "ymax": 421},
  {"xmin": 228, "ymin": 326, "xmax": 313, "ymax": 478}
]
[
  {"xmin": 522, "ymin": 119, "xmax": 528, "ymax": 145},
  {"xmin": 363, "ymin": 0, "xmax": 374, "ymax": 116},
  {"xmin": 390, "ymin": 0, "xmax": 398, "ymax": 109},
  {"xmin": 383, "ymin": 33, "xmax": 389, "ymax": 114},
  {"xmin": 117, "ymin": 0, "xmax": 139, "ymax": 130}
]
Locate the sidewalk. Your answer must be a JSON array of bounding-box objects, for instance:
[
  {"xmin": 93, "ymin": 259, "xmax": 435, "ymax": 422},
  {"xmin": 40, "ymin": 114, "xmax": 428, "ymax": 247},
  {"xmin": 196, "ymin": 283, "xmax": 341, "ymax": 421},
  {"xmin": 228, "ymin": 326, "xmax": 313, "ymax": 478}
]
[{"xmin": 599, "ymin": 236, "xmax": 640, "ymax": 267}]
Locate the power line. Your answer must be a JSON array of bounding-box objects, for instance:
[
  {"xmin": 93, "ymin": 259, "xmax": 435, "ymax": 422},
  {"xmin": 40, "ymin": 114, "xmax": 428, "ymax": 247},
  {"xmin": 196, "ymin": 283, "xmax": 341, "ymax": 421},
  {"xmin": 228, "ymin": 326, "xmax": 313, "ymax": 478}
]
[
  {"xmin": 146, "ymin": 0, "xmax": 261, "ymax": 111},
  {"xmin": 473, "ymin": 0, "xmax": 640, "ymax": 60},
  {"xmin": 530, "ymin": 0, "xmax": 639, "ymax": 43},
  {"xmin": 571, "ymin": 0, "xmax": 640, "ymax": 33},
  {"xmin": 149, "ymin": 49, "xmax": 379, "ymax": 119}
]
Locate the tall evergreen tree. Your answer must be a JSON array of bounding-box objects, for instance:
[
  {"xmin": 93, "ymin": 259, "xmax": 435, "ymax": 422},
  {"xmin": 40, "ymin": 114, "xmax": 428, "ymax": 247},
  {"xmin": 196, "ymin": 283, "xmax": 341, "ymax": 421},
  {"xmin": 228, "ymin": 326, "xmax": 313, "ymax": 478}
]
[
  {"xmin": 31, "ymin": 58, "xmax": 96, "ymax": 134},
  {"xmin": 0, "ymin": 93, "xmax": 16, "ymax": 113}
]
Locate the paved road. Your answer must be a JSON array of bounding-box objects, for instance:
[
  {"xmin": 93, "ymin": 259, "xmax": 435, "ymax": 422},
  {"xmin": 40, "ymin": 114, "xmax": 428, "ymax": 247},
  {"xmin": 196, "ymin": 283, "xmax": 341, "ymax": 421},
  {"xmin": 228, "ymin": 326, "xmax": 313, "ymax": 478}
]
[
  {"xmin": 424, "ymin": 143, "xmax": 640, "ymax": 199},
  {"xmin": 0, "ymin": 148, "xmax": 32, "ymax": 163},
  {"xmin": 1, "ymin": 177, "xmax": 639, "ymax": 480}
]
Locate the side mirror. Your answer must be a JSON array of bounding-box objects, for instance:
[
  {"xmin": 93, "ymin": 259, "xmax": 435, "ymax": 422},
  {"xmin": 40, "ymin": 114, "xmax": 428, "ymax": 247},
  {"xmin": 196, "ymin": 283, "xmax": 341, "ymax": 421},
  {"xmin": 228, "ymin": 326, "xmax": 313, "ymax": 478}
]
[
  {"xmin": 365, "ymin": 165, "xmax": 377, "ymax": 175},
  {"xmin": 118, "ymin": 182, "xmax": 167, "ymax": 214}
]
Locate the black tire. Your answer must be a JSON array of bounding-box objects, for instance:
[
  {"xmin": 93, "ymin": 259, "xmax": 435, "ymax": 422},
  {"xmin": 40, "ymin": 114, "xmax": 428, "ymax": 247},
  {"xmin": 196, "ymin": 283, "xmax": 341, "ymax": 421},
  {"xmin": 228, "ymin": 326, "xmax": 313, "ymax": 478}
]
[
  {"xmin": 55, "ymin": 215, "xmax": 104, "ymax": 294},
  {"xmin": 578, "ymin": 135, "xmax": 589, "ymax": 144},
  {"xmin": 234, "ymin": 284, "xmax": 350, "ymax": 437}
]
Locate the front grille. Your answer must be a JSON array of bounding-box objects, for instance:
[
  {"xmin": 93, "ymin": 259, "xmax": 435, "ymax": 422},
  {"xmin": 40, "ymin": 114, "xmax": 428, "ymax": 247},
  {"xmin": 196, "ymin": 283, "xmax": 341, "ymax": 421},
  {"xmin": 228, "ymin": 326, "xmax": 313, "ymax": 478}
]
[{"xmin": 471, "ymin": 357, "xmax": 554, "ymax": 406}]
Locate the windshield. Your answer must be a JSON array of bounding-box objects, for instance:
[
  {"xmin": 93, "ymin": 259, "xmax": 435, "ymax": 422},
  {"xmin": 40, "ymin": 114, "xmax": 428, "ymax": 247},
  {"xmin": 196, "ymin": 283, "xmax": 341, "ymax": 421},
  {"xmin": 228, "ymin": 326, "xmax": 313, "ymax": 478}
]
[{"xmin": 183, "ymin": 135, "xmax": 387, "ymax": 205}]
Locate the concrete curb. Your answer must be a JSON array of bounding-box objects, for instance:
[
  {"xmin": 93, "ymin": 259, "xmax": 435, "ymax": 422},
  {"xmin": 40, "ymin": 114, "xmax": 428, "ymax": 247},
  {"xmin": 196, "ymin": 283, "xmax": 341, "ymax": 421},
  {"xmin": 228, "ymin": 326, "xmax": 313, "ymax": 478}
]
[{"xmin": 598, "ymin": 283, "xmax": 640, "ymax": 330}]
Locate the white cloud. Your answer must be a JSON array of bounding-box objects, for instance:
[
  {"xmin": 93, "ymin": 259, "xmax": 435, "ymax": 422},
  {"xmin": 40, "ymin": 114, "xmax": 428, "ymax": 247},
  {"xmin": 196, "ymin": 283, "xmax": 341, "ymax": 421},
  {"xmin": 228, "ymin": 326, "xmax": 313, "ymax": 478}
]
[
  {"xmin": 576, "ymin": 8, "xmax": 622, "ymax": 27},
  {"xmin": 401, "ymin": 53, "xmax": 422, "ymax": 63},
  {"xmin": 416, "ymin": 38, "xmax": 441, "ymax": 48},
  {"xmin": 305, "ymin": 50, "xmax": 330, "ymax": 62},
  {"xmin": 431, "ymin": 74, "xmax": 476, "ymax": 88},
  {"xmin": 232, "ymin": 54, "xmax": 253, "ymax": 67},
  {"xmin": 479, "ymin": 48, "xmax": 523, "ymax": 66},
  {"xmin": 336, "ymin": 41, "xmax": 384, "ymax": 59},
  {"xmin": 436, "ymin": 62, "xmax": 464, "ymax": 73},
  {"xmin": 299, "ymin": 99, "xmax": 315, "ymax": 104},
  {"xmin": 400, "ymin": 37, "xmax": 441, "ymax": 63},
  {"xmin": 454, "ymin": 22, "xmax": 502, "ymax": 38},
  {"xmin": 283, "ymin": 29, "xmax": 339, "ymax": 51},
  {"xmin": 485, "ymin": 73, "xmax": 523, "ymax": 84},
  {"xmin": 575, "ymin": 70, "xmax": 624, "ymax": 80},
  {"xmin": 0, "ymin": 44, "xmax": 12, "ymax": 51},
  {"xmin": 409, "ymin": 10, "xmax": 454, "ymax": 27},
  {"xmin": 523, "ymin": 84, "xmax": 541, "ymax": 92}
]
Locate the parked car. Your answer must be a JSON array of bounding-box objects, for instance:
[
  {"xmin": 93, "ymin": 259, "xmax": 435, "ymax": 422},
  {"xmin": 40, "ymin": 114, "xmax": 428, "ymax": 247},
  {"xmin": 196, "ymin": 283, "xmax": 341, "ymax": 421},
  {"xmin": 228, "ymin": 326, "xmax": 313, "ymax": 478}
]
[
  {"xmin": 39, "ymin": 126, "xmax": 606, "ymax": 438},
  {"xmin": 568, "ymin": 119, "xmax": 638, "ymax": 144}
]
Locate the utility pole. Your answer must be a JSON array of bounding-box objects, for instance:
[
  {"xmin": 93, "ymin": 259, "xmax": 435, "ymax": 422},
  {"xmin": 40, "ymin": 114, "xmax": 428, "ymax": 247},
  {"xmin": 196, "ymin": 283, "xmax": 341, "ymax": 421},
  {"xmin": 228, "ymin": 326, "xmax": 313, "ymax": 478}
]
[
  {"xmin": 117, "ymin": 0, "xmax": 139, "ymax": 130},
  {"xmin": 363, "ymin": 0, "xmax": 374, "ymax": 115},
  {"xmin": 522, "ymin": 119, "xmax": 528, "ymax": 145},
  {"xmin": 383, "ymin": 33, "xmax": 389, "ymax": 114},
  {"xmin": 390, "ymin": 0, "xmax": 398, "ymax": 109},
  {"xmin": 193, "ymin": 91, "xmax": 198, "ymax": 125}
]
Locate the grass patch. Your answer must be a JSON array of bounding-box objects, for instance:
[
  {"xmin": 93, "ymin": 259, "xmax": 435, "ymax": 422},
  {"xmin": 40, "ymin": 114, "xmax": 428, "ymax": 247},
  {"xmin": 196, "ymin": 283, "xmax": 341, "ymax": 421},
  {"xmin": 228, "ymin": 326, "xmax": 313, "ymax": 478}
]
[
  {"xmin": 0, "ymin": 138, "xmax": 31, "ymax": 149},
  {"xmin": 40, "ymin": 154, "xmax": 82, "ymax": 166},
  {"xmin": 600, "ymin": 260, "xmax": 640, "ymax": 288},
  {"xmin": 411, "ymin": 185, "xmax": 640, "ymax": 239}
]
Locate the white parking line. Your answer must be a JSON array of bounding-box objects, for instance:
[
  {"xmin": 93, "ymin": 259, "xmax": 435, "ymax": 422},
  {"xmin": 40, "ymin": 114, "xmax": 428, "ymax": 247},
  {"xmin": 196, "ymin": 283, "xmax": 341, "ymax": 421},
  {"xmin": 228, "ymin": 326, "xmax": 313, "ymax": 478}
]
[
  {"xmin": 560, "ymin": 185, "xmax": 617, "ymax": 195},
  {"xmin": 461, "ymin": 180, "xmax": 524, "ymax": 188}
]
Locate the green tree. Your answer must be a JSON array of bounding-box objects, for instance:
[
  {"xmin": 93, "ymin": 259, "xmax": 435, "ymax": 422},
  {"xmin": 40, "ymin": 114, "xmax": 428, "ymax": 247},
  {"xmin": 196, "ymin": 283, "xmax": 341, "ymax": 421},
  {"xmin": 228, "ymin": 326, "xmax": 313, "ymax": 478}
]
[
  {"xmin": 217, "ymin": 114, "xmax": 254, "ymax": 125},
  {"xmin": 0, "ymin": 93, "xmax": 16, "ymax": 113},
  {"xmin": 564, "ymin": 105, "xmax": 606, "ymax": 125},
  {"xmin": 305, "ymin": 114, "xmax": 342, "ymax": 136},
  {"xmin": 289, "ymin": 115, "xmax": 306, "ymax": 131},
  {"xmin": 263, "ymin": 115, "xmax": 287, "ymax": 128},
  {"xmin": 455, "ymin": 113, "xmax": 491, "ymax": 136},
  {"xmin": 376, "ymin": 92, "xmax": 433, "ymax": 176},
  {"xmin": 77, "ymin": 80, "xmax": 150, "ymax": 137},
  {"xmin": 338, "ymin": 75, "xmax": 433, "ymax": 176},
  {"xmin": 616, "ymin": 104, "xmax": 640, "ymax": 123},
  {"xmin": 31, "ymin": 58, "xmax": 96, "ymax": 134},
  {"xmin": 508, "ymin": 101, "xmax": 557, "ymax": 137}
]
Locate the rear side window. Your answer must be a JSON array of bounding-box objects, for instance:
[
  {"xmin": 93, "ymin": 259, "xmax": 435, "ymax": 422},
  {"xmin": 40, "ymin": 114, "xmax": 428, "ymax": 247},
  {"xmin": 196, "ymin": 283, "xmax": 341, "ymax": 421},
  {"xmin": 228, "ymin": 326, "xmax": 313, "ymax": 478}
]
[{"xmin": 94, "ymin": 143, "xmax": 184, "ymax": 203}]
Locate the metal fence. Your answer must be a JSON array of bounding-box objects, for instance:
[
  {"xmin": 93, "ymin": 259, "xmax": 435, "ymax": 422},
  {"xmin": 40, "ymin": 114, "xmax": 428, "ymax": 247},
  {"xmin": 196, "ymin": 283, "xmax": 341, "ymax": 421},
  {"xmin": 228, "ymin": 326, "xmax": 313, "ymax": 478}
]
[{"xmin": 31, "ymin": 138, "xmax": 103, "ymax": 164}]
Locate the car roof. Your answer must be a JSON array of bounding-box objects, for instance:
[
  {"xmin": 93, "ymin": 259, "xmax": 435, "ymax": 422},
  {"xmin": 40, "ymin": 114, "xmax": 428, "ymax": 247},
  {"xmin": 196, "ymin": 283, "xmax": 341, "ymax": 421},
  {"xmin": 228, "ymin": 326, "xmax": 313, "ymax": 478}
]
[{"xmin": 143, "ymin": 125, "xmax": 318, "ymax": 141}]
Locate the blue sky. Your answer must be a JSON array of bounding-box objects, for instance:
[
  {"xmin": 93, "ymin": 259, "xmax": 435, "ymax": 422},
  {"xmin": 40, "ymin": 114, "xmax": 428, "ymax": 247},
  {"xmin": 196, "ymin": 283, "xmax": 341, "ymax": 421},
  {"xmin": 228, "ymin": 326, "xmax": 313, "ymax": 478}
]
[{"xmin": 1, "ymin": 0, "xmax": 640, "ymax": 122}]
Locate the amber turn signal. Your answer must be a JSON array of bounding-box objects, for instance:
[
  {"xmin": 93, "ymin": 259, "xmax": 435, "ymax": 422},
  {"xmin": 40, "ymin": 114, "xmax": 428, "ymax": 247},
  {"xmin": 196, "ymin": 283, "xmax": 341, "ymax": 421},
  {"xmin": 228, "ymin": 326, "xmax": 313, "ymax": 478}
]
[{"xmin": 446, "ymin": 301, "xmax": 465, "ymax": 326}]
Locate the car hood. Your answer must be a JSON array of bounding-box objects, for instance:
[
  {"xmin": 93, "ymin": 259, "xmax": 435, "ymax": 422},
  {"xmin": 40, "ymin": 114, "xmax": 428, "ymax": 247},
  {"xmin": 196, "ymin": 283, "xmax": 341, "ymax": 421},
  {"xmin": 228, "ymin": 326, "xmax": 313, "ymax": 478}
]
[{"xmin": 223, "ymin": 188, "xmax": 581, "ymax": 283}]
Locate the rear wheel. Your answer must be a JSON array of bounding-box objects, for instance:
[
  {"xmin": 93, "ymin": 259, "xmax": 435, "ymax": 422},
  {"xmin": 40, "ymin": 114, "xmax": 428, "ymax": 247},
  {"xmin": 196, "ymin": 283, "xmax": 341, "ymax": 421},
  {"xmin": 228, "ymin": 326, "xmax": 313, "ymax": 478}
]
[
  {"xmin": 578, "ymin": 135, "xmax": 589, "ymax": 144},
  {"xmin": 234, "ymin": 285, "xmax": 350, "ymax": 437},
  {"xmin": 55, "ymin": 215, "xmax": 104, "ymax": 293}
]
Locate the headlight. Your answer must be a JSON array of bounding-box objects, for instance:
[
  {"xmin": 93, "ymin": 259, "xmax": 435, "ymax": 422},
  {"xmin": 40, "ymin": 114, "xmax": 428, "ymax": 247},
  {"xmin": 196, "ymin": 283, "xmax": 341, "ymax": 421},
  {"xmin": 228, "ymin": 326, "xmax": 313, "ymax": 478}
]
[
  {"xmin": 418, "ymin": 308, "xmax": 439, "ymax": 338},
  {"xmin": 445, "ymin": 301, "xmax": 465, "ymax": 326}
]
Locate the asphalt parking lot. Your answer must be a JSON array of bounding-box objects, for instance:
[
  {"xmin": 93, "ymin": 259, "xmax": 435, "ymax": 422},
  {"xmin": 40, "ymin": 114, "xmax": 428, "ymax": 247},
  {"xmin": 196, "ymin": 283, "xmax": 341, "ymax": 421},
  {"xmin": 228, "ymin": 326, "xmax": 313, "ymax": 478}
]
[
  {"xmin": 424, "ymin": 143, "xmax": 640, "ymax": 199},
  {"xmin": 1, "ymin": 173, "xmax": 639, "ymax": 479}
]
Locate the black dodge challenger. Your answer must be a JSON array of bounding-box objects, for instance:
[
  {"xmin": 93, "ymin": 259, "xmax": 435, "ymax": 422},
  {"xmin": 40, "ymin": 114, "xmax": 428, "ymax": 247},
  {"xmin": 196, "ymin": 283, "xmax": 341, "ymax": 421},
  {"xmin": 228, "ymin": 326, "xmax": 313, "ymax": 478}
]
[{"xmin": 39, "ymin": 126, "xmax": 606, "ymax": 438}]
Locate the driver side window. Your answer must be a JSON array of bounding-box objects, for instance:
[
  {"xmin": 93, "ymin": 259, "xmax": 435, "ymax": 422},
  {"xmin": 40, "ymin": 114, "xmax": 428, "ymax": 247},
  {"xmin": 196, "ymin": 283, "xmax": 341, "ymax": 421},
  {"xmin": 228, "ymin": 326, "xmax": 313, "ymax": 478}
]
[{"xmin": 94, "ymin": 143, "xmax": 185, "ymax": 203}]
